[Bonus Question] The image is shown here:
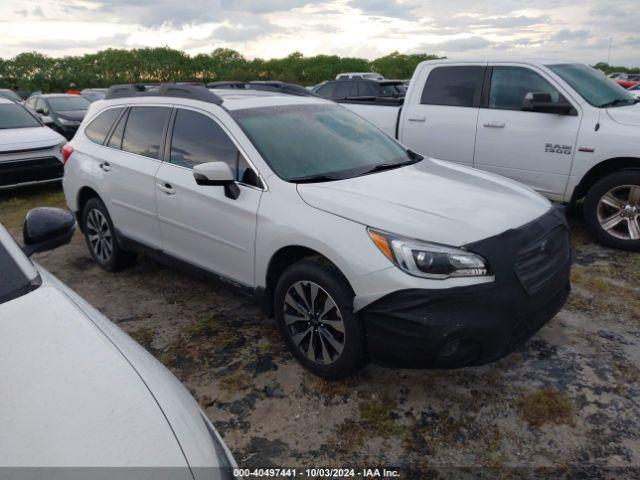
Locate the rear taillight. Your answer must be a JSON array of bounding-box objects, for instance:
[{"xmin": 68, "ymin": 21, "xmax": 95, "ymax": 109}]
[{"xmin": 61, "ymin": 144, "xmax": 74, "ymax": 164}]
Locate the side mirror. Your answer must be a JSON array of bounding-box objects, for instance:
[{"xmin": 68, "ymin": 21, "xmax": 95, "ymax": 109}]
[
  {"xmin": 193, "ymin": 161, "xmax": 240, "ymax": 200},
  {"xmin": 522, "ymin": 92, "xmax": 574, "ymax": 115},
  {"xmin": 22, "ymin": 207, "xmax": 76, "ymax": 257},
  {"xmin": 41, "ymin": 115, "xmax": 54, "ymax": 124},
  {"xmin": 35, "ymin": 107, "xmax": 46, "ymax": 115}
]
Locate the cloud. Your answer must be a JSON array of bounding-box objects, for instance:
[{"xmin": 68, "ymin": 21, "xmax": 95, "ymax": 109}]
[
  {"xmin": 551, "ymin": 29, "xmax": 591, "ymax": 42},
  {"xmin": 347, "ymin": 0, "xmax": 423, "ymax": 19}
]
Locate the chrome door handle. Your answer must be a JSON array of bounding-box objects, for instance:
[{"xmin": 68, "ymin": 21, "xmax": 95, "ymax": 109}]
[
  {"xmin": 408, "ymin": 115, "xmax": 426, "ymax": 122},
  {"xmin": 483, "ymin": 121, "xmax": 506, "ymax": 129},
  {"xmin": 99, "ymin": 162, "xmax": 111, "ymax": 172},
  {"xmin": 156, "ymin": 182, "xmax": 175, "ymax": 195}
]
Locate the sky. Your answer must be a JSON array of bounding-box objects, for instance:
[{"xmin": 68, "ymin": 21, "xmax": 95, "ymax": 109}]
[{"xmin": 1, "ymin": 0, "xmax": 639, "ymax": 66}]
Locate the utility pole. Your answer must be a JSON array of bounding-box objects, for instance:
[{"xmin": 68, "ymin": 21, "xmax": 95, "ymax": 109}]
[{"xmin": 607, "ymin": 37, "xmax": 613, "ymax": 65}]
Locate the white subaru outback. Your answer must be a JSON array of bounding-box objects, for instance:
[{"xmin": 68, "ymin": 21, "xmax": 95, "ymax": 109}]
[{"xmin": 63, "ymin": 83, "xmax": 571, "ymax": 379}]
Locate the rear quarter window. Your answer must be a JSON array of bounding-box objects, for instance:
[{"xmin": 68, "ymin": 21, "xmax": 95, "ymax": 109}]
[
  {"xmin": 85, "ymin": 108, "xmax": 124, "ymax": 145},
  {"xmin": 121, "ymin": 106, "xmax": 171, "ymax": 159},
  {"xmin": 420, "ymin": 66, "xmax": 485, "ymax": 107}
]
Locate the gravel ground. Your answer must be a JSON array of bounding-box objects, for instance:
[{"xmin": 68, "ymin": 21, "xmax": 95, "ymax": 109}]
[{"xmin": 2, "ymin": 184, "xmax": 639, "ymax": 478}]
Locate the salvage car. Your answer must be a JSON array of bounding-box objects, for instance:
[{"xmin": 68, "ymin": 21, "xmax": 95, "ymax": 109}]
[
  {"xmin": 0, "ymin": 207, "xmax": 237, "ymax": 478},
  {"xmin": 62, "ymin": 83, "xmax": 571, "ymax": 379},
  {"xmin": 341, "ymin": 60, "xmax": 640, "ymax": 251},
  {"xmin": 25, "ymin": 93, "xmax": 90, "ymax": 139},
  {"xmin": 0, "ymin": 98, "xmax": 66, "ymax": 190}
]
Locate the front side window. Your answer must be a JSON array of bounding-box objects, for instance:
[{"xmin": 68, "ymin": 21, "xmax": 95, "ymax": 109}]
[
  {"xmin": 233, "ymin": 104, "xmax": 416, "ymax": 182},
  {"xmin": 121, "ymin": 106, "xmax": 171, "ymax": 159},
  {"xmin": 548, "ymin": 63, "xmax": 636, "ymax": 108},
  {"xmin": 0, "ymin": 227, "xmax": 39, "ymax": 305},
  {"xmin": 47, "ymin": 96, "xmax": 90, "ymax": 112},
  {"xmin": 0, "ymin": 104, "xmax": 42, "ymax": 129},
  {"xmin": 85, "ymin": 108, "xmax": 123, "ymax": 145},
  {"xmin": 421, "ymin": 66, "xmax": 484, "ymax": 107},
  {"xmin": 489, "ymin": 66, "xmax": 561, "ymax": 111}
]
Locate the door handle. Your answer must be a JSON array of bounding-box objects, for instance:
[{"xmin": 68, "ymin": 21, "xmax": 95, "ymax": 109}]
[
  {"xmin": 156, "ymin": 182, "xmax": 175, "ymax": 195},
  {"xmin": 99, "ymin": 162, "xmax": 111, "ymax": 172},
  {"xmin": 483, "ymin": 121, "xmax": 506, "ymax": 129},
  {"xmin": 408, "ymin": 115, "xmax": 426, "ymax": 122}
]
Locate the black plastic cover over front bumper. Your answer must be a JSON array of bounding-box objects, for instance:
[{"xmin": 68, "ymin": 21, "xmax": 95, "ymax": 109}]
[{"xmin": 359, "ymin": 207, "xmax": 571, "ymax": 369}]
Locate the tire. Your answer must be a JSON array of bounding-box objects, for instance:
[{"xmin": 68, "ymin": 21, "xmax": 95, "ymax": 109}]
[
  {"xmin": 82, "ymin": 197, "xmax": 137, "ymax": 271},
  {"xmin": 583, "ymin": 170, "xmax": 640, "ymax": 251},
  {"xmin": 274, "ymin": 258, "xmax": 367, "ymax": 379}
]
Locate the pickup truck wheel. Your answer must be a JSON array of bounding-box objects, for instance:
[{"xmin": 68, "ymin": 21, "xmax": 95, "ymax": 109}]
[
  {"xmin": 82, "ymin": 197, "xmax": 137, "ymax": 271},
  {"xmin": 584, "ymin": 170, "xmax": 640, "ymax": 251},
  {"xmin": 274, "ymin": 259, "xmax": 367, "ymax": 379}
]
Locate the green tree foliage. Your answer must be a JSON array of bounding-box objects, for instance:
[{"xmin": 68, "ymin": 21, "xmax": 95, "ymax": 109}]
[
  {"xmin": 0, "ymin": 47, "xmax": 444, "ymax": 91},
  {"xmin": 593, "ymin": 62, "xmax": 640, "ymax": 75}
]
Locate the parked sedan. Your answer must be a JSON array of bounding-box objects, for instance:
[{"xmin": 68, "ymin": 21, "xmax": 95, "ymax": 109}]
[
  {"xmin": 0, "ymin": 98, "xmax": 66, "ymax": 190},
  {"xmin": 0, "ymin": 207, "xmax": 237, "ymax": 478},
  {"xmin": 25, "ymin": 93, "xmax": 90, "ymax": 140}
]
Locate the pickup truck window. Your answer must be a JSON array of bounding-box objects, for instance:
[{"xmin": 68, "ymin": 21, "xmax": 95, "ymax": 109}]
[
  {"xmin": 489, "ymin": 66, "xmax": 560, "ymax": 111},
  {"xmin": 420, "ymin": 66, "xmax": 484, "ymax": 107},
  {"xmin": 232, "ymin": 104, "xmax": 412, "ymax": 182},
  {"xmin": 548, "ymin": 63, "xmax": 636, "ymax": 108}
]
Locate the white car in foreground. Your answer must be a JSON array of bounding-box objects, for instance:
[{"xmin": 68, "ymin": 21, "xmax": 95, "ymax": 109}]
[
  {"xmin": 0, "ymin": 208, "xmax": 236, "ymax": 478},
  {"xmin": 63, "ymin": 84, "xmax": 571, "ymax": 378},
  {"xmin": 0, "ymin": 98, "xmax": 66, "ymax": 190}
]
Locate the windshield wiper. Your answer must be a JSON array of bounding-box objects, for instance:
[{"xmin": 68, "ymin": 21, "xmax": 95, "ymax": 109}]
[
  {"xmin": 354, "ymin": 151, "xmax": 423, "ymax": 177},
  {"xmin": 599, "ymin": 98, "xmax": 634, "ymax": 108},
  {"xmin": 290, "ymin": 174, "xmax": 343, "ymax": 184}
]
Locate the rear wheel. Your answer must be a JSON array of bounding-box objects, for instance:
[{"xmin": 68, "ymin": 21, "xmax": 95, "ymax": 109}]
[
  {"xmin": 584, "ymin": 170, "xmax": 640, "ymax": 251},
  {"xmin": 274, "ymin": 258, "xmax": 367, "ymax": 379},
  {"xmin": 82, "ymin": 197, "xmax": 137, "ymax": 271}
]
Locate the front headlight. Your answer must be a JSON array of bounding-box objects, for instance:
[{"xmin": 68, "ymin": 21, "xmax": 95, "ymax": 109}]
[{"xmin": 368, "ymin": 228, "xmax": 490, "ymax": 279}]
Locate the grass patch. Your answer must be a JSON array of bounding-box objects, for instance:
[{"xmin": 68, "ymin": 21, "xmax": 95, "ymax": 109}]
[
  {"xmin": 358, "ymin": 395, "xmax": 404, "ymax": 437},
  {"xmin": 129, "ymin": 327, "xmax": 156, "ymax": 349},
  {"xmin": 0, "ymin": 185, "xmax": 66, "ymax": 231},
  {"xmin": 517, "ymin": 389, "xmax": 575, "ymax": 428}
]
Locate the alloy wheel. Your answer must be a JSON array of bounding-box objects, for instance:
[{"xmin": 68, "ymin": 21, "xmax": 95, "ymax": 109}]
[
  {"xmin": 282, "ymin": 281, "xmax": 346, "ymax": 365},
  {"xmin": 597, "ymin": 185, "xmax": 640, "ymax": 240},
  {"xmin": 86, "ymin": 208, "xmax": 113, "ymax": 262}
]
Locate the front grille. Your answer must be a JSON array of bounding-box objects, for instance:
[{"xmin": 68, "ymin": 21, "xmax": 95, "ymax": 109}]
[
  {"xmin": 0, "ymin": 157, "xmax": 63, "ymax": 187},
  {"xmin": 515, "ymin": 226, "xmax": 571, "ymax": 294}
]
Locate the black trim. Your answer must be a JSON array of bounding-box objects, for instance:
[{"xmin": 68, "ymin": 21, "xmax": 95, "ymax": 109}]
[
  {"xmin": 115, "ymin": 230, "xmax": 255, "ymax": 297},
  {"xmin": 101, "ymin": 107, "xmax": 128, "ymax": 146},
  {"xmin": 480, "ymin": 66, "xmax": 493, "ymax": 109}
]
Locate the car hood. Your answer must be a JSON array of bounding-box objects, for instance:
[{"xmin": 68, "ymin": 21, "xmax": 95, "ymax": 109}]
[
  {"xmin": 56, "ymin": 110, "xmax": 87, "ymax": 121},
  {"xmin": 297, "ymin": 158, "xmax": 551, "ymax": 246},
  {"xmin": 606, "ymin": 103, "xmax": 640, "ymax": 126},
  {"xmin": 0, "ymin": 126, "xmax": 64, "ymax": 151},
  {"xmin": 0, "ymin": 283, "xmax": 192, "ymax": 470}
]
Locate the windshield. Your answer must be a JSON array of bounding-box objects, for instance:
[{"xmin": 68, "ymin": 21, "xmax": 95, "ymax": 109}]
[
  {"xmin": 0, "ymin": 90, "xmax": 22, "ymax": 102},
  {"xmin": 0, "ymin": 225, "xmax": 39, "ymax": 305},
  {"xmin": 47, "ymin": 96, "xmax": 90, "ymax": 112},
  {"xmin": 380, "ymin": 83, "xmax": 407, "ymax": 96},
  {"xmin": 233, "ymin": 104, "xmax": 415, "ymax": 182},
  {"xmin": 0, "ymin": 104, "xmax": 42, "ymax": 129},
  {"xmin": 548, "ymin": 63, "xmax": 636, "ymax": 108}
]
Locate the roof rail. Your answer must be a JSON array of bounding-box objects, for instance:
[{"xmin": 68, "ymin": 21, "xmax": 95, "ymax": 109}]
[
  {"xmin": 105, "ymin": 83, "xmax": 223, "ymax": 105},
  {"xmin": 207, "ymin": 80, "xmax": 316, "ymax": 97}
]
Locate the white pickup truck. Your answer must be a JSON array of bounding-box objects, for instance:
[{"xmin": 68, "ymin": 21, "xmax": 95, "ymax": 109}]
[{"xmin": 342, "ymin": 60, "xmax": 640, "ymax": 251}]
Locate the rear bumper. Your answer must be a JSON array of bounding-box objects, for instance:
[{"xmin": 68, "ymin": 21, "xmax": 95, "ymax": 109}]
[{"xmin": 359, "ymin": 207, "xmax": 571, "ymax": 369}]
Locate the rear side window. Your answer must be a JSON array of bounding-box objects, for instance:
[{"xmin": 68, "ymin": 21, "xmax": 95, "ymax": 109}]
[
  {"xmin": 121, "ymin": 107, "xmax": 171, "ymax": 159},
  {"xmin": 420, "ymin": 66, "xmax": 485, "ymax": 107},
  {"xmin": 170, "ymin": 109, "xmax": 261, "ymax": 187},
  {"xmin": 489, "ymin": 66, "xmax": 560, "ymax": 111},
  {"xmin": 334, "ymin": 82, "xmax": 355, "ymax": 100},
  {"xmin": 85, "ymin": 108, "xmax": 123, "ymax": 145}
]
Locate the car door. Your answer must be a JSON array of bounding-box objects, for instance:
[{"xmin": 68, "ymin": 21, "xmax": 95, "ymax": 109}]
[
  {"xmin": 154, "ymin": 107, "xmax": 263, "ymax": 287},
  {"xmin": 400, "ymin": 64, "xmax": 486, "ymax": 166},
  {"xmin": 473, "ymin": 65, "xmax": 581, "ymax": 199},
  {"xmin": 101, "ymin": 105, "xmax": 171, "ymax": 248}
]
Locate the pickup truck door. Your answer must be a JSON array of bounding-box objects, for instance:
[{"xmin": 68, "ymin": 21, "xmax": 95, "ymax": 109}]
[
  {"xmin": 473, "ymin": 65, "xmax": 581, "ymax": 200},
  {"xmin": 154, "ymin": 107, "xmax": 262, "ymax": 288},
  {"xmin": 399, "ymin": 64, "xmax": 486, "ymax": 166}
]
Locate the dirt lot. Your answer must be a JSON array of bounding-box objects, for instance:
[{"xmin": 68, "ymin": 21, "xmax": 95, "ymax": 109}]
[{"xmin": 2, "ymin": 184, "xmax": 639, "ymax": 477}]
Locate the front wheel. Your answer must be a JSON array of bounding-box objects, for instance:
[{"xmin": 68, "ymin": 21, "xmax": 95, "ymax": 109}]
[
  {"xmin": 583, "ymin": 170, "xmax": 640, "ymax": 251},
  {"xmin": 274, "ymin": 258, "xmax": 367, "ymax": 379}
]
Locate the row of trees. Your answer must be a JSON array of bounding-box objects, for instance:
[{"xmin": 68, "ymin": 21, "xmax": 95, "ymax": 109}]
[
  {"xmin": 0, "ymin": 48, "xmax": 442, "ymax": 92},
  {"xmin": 593, "ymin": 62, "xmax": 640, "ymax": 76}
]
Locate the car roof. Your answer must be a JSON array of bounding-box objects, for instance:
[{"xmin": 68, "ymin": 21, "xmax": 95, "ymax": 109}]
[
  {"xmin": 0, "ymin": 97, "xmax": 16, "ymax": 104},
  {"xmin": 99, "ymin": 88, "xmax": 330, "ymax": 112}
]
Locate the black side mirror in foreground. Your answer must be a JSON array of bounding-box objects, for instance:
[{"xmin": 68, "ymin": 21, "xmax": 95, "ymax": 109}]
[
  {"xmin": 22, "ymin": 207, "xmax": 76, "ymax": 257},
  {"xmin": 522, "ymin": 92, "xmax": 574, "ymax": 115}
]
